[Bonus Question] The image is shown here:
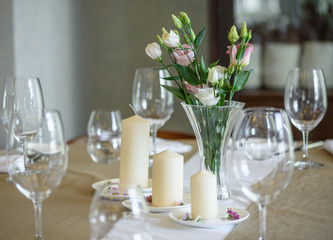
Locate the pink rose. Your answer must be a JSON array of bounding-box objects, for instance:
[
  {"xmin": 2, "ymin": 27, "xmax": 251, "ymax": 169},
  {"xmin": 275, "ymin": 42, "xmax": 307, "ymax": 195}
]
[
  {"xmin": 184, "ymin": 81, "xmax": 207, "ymax": 94},
  {"xmin": 172, "ymin": 44, "xmax": 195, "ymax": 66},
  {"xmin": 226, "ymin": 43, "xmax": 254, "ymax": 68}
]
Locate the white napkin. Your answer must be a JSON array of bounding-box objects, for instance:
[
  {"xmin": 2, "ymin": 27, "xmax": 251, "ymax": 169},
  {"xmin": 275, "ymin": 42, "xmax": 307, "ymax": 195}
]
[
  {"xmin": 323, "ymin": 139, "xmax": 333, "ymax": 155},
  {"xmin": 155, "ymin": 137, "xmax": 193, "ymax": 154},
  {"xmin": 0, "ymin": 155, "xmax": 7, "ymax": 173}
]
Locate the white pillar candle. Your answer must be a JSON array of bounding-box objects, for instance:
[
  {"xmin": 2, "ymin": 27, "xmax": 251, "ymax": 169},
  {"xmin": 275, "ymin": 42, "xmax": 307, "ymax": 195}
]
[
  {"xmin": 190, "ymin": 169, "xmax": 218, "ymax": 219},
  {"xmin": 152, "ymin": 150, "xmax": 184, "ymax": 207},
  {"xmin": 119, "ymin": 115, "xmax": 150, "ymax": 189}
]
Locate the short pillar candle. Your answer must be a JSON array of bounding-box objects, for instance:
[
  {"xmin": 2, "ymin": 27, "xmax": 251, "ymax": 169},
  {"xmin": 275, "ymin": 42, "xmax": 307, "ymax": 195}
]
[
  {"xmin": 152, "ymin": 149, "xmax": 184, "ymax": 207},
  {"xmin": 119, "ymin": 115, "xmax": 150, "ymax": 189},
  {"xmin": 190, "ymin": 169, "xmax": 218, "ymax": 219}
]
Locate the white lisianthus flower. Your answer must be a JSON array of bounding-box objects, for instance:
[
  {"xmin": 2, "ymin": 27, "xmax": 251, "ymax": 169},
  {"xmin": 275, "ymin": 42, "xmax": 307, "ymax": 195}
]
[
  {"xmin": 145, "ymin": 42, "xmax": 162, "ymax": 60},
  {"xmin": 194, "ymin": 88, "xmax": 220, "ymax": 106},
  {"xmin": 207, "ymin": 67, "xmax": 218, "ymax": 85},
  {"xmin": 162, "ymin": 30, "xmax": 179, "ymax": 48},
  {"xmin": 208, "ymin": 65, "xmax": 226, "ymax": 86}
]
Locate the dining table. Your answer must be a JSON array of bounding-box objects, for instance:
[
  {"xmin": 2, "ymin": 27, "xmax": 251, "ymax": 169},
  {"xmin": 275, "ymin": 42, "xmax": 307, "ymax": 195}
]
[{"xmin": 1, "ymin": 136, "xmax": 333, "ymax": 240}]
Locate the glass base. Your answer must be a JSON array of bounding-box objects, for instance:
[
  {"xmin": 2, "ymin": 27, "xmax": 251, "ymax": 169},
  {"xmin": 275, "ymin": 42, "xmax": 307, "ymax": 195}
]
[{"xmin": 294, "ymin": 160, "xmax": 324, "ymax": 170}]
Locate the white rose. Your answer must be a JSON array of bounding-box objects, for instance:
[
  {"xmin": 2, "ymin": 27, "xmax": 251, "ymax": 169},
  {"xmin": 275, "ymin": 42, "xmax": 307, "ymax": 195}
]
[
  {"xmin": 194, "ymin": 88, "xmax": 220, "ymax": 106},
  {"xmin": 145, "ymin": 42, "xmax": 162, "ymax": 60},
  {"xmin": 162, "ymin": 30, "xmax": 179, "ymax": 48}
]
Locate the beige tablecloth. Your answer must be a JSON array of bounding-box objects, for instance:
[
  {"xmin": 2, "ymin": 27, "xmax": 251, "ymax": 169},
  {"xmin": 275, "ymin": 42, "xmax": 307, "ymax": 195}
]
[
  {"xmin": 1, "ymin": 140, "xmax": 333, "ymax": 240},
  {"xmin": 0, "ymin": 139, "xmax": 197, "ymax": 240},
  {"xmin": 226, "ymin": 147, "xmax": 333, "ymax": 240}
]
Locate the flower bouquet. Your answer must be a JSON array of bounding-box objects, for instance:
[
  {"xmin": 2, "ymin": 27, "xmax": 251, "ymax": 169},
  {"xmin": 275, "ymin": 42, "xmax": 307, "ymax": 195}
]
[{"xmin": 145, "ymin": 12, "xmax": 254, "ymax": 199}]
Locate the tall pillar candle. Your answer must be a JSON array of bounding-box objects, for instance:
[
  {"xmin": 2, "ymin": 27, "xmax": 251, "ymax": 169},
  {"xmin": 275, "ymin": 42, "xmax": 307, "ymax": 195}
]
[
  {"xmin": 152, "ymin": 150, "xmax": 184, "ymax": 207},
  {"xmin": 119, "ymin": 115, "xmax": 150, "ymax": 189},
  {"xmin": 190, "ymin": 169, "xmax": 218, "ymax": 219}
]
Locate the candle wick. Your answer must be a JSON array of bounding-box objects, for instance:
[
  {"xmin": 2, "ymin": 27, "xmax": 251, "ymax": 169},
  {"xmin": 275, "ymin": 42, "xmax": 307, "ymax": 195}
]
[{"xmin": 129, "ymin": 104, "xmax": 137, "ymax": 115}]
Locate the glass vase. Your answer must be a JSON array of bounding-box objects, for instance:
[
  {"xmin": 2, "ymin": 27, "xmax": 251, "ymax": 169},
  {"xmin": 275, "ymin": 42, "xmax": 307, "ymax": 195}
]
[{"xmin": 182, "ymin": 101, "xmax": 245, "ymax": 199}]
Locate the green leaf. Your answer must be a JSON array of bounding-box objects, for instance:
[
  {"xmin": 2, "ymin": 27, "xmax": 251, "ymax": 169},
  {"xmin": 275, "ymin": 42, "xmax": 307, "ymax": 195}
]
[
  {"xmin": 173, "ymin": 63, "xmax": 200, "ymax": 86},
  {"xmin": 233, "ymin": 70, "xmax": 252, "ymax": 91},
  {"xmin": 200, "ymin": 56, "xmax": 207, "ymax": 72},
  {"xmin": 162, "ymin": 76, "xmax": 181, "ymax": 81},
  {"xmin": 208, "ymin": 59, "xmax": 220, "ymax": 68},
  {"xmin": 199, "ymin": 56, "xmax": 208, "ymax": 82},
  {"xmin": 161, "ymin": 84, "xmax": 185, "ymax": 100},
  {"xmin": 194, "ymin": 27, "xmax": 206, "ymax": 50}
]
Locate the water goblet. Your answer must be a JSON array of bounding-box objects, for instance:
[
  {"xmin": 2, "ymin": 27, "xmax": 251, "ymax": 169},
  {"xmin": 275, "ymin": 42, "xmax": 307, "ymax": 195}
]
[
  {"xmin": 232, "ymin": 107, "xmax": 295, "ymax": 240},
  {"xmin": 6, "ymin": 109, "xmax": 68, "ymax": 240},
  {"xmin": 284, "ymin": 68, "xmax": 327, "ymax": 169},
  {"xmin": 87, "ymin": 109, "xmax": 122, "ymax": 164},
  {"xmin": 132, "ymin": 67, "xmax": 174, "ymax": 158},
  {"xmin": 89, "ymin": 182, "xmax": 151, "ymax": 240}
]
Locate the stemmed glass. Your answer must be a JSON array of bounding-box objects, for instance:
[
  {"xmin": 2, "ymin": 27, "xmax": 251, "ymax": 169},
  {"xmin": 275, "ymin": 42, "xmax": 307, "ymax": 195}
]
[
  {"xmin": 1, "ymin": 77, "xmax": 45, "ymax": 164},
  {"xmin": 232, "ymin": 107, "xmax": 295, "ymax": 240},
  {"xmin": 89, "ymin": 182, "xmax": 150, "ymax": 240},
  {"xmin": 284, "ymin": 68, "xmax": 327, "ymax": 169},
  {"xmin": 6, "ymin": 109, "xmax": 68, "ymax": 240},
  {"xmin": 1, "ymin": 77, "xmax": 44, "ymax": 181},
  {"xmin": 132, "ymin": 67, "xmax": 174, "ymax": 157}
]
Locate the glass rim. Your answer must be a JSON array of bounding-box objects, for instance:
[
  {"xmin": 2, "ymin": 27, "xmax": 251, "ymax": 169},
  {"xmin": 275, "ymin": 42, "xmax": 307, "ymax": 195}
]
[
  {"xmin": 181, "ymin": 100, "xmax": 245, "ymax": 108},
  {"xmin": 242, "ymin": 106, "xmax": 287, "ymax": 114}
]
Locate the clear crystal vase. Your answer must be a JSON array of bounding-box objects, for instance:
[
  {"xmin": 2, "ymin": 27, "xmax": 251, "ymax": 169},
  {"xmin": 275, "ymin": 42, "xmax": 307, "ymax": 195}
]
[{"xmin": 182, "ymin": 101, "xmax": 245, "ymax": 199}]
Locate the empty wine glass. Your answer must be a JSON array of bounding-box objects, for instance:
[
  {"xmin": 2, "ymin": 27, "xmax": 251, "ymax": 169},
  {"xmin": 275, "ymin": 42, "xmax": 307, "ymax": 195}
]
[
  {"xmin": 89, "ymin": 182, "xmax": 151, "ymax": 240},
  {"xmin": 232, "ymin": 107, "xmax": 295, "ymax": 240},
  {"xmin": 284, "ymin": 68, "xmax": 327, "ymax": 169},
  {"xmin": 1, "ymin": 77, "xmax": 44, "ymax": 181},
  {"xmin": 6, "ymin": 109, "xmax": 68, "ymax": 240},
  {"xmin": 87, "ymin": 109, "xmax": 122, "ymax": 164},
  {"xmin": 132, "ymin": 68, "xmax": 174, "ymax": 158}
]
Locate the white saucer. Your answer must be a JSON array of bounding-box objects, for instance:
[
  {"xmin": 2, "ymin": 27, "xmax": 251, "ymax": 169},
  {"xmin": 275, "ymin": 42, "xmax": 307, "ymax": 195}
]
[
  {"xmin": 92, "ymin": 178, "xmax": 152, "ymax": 192},
  {"xmin": 169, "ymin": 206, "xmax": 249, "ymax": 228},
  {"xmin": 122, "ymin": 194, "xmax": 190, "ymax": 213}
]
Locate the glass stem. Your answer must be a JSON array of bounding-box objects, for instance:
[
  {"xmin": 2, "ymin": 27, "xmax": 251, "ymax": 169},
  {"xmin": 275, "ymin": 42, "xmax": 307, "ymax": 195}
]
[
  {"xmin": 258, "ymin": 203, "xmax": 267, "ymax": 240},
  {"xmin": 33, "ymin": 199, "xmax": 44, "ymax": 240},
  {"xmin": 151, "ymin": 124, "xmax": 157, "ymax": 156},
  {"xmin": 21, "ymin": 140, "xmax": 29, "ymax": 167},
  {"xmin": 302, "ymin": 130, "xmax": 310, "ymax": 163}
]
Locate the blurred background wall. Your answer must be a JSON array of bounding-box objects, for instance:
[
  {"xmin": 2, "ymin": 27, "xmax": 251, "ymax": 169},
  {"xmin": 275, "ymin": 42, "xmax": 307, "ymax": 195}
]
[
  {"xmin": 0, "ymin": 0, "xmax": 209, "ymax": 146},
  {"xmin": 1, "ymin": 0, "xmax": 331, "ymax": 146}
]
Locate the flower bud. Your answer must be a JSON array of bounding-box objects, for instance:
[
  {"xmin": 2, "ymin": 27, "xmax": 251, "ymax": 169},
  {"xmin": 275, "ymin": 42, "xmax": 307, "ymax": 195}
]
[
  {"xmin": 172, "ymin": 14, "xmax": 183, "ymax": 29},
  {"xmin": 247, "ymin": 30, "xmax": 252, "ymax": 41},
  {"xmin": 162, "ymin": 27, "xmax": 168, "ymax": 34},
  {"xmin": 157, "ymin": 35, "xmax": 164, "ymax": 46},
  {"xmin": 228, "ymin": 25, "xmax": 239, "ymax": 44},
  {"xmin": 145, "ymin": 42, "xmax": 162, "ymax": 61},
  {"xmin": 180, "ymin": 12, "xmax": 191, "ymax": 26},
  {"xmin": 240, "ymin": 22, "xmax": 247, "ymax": 39},
  {"xmin": 190, "ymin": 28, "xmax": 196, "ymax": 42}
]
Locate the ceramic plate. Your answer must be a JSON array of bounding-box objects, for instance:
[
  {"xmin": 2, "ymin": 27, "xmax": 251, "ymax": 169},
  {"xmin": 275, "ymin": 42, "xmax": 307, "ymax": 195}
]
[
  {"xmin": 92, "ymin": 178, "xmax": 152, "ymax": 193},
  {"xmin": 169, "ymin": 206, "xmax": 249, "ymax": 228},
  {"xmin": 122, "ymin": 194, "xmax": 190, "ymax": 213}
]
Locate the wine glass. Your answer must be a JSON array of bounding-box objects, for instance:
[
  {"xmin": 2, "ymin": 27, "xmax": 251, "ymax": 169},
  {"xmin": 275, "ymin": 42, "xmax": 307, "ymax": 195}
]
[
  {"xmin": 232, "ymin": 107, "xmax": 295, "ymax": 240},
  {"xmin": 132, "ymin": 67, "xmax": 174, "ymax": 157},
  {"xmin": 284, "ymin": 68, "xmax": 327, "ymax": 169},
  {"xmin": 87, "ymin": 109, "xmax": 122, "ymax": 164},
  {"xmin": 89, "ymin": 182, "xmax": 151, "ymax": 240},
  {"xmin": 6, "ymin": 109, "xmax": 68, "ymax": 240},
  {"xmin": 2, "ymin": 77, "xmax": 45, "ymax": 162},
  {"xmin": 1, "ymin": 77, "xmax": 44, "ymax": 181}
]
